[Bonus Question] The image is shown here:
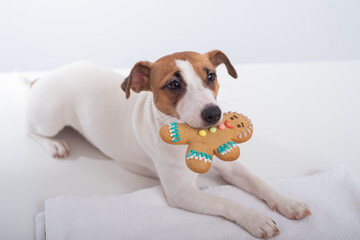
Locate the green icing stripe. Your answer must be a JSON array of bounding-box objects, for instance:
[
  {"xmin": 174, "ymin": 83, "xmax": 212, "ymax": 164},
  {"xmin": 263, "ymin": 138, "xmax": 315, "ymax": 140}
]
[
  {"xmin": 186, "ymin": 149, "xmax": 213, "ymax": 162},
  {"xmin": 217, "ymin": 141, "xmax": 237, "ymax": 155},
  {"xmin": 169, "ymin": 122, "xmax": 181, "ymax": 142}
]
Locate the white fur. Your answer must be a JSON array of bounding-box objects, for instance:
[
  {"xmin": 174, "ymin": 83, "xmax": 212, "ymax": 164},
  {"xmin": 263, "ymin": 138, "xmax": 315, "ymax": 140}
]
[
  {"xmin": 26, "ymin": 61, "xmax": 310, "ymax": 239},
  {"xmin": 175, "ymin": 60, "xmax": 220, "ymax": 128}
]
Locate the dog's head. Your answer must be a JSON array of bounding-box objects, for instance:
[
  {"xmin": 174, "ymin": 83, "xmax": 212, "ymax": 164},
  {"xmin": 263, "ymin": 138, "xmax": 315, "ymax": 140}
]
[{"xmin": 121, "ymin": 50, "xmax": 237, "ymax": 128}]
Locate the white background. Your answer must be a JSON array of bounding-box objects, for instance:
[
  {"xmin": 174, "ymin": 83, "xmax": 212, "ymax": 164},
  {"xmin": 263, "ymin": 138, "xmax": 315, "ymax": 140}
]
[{"xmin": 0, "ymin": 0, "xmax": 359, "ymax": 71}]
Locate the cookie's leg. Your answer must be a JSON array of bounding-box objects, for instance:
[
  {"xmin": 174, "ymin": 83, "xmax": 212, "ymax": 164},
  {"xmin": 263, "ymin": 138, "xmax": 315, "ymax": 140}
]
[
  {"xmin": 213, "ymin": 161, "xmax": 311, "ymax": 220},
  {"xmin": 155, "ymin": 160, "xmax": 279, "ymax": 239}
]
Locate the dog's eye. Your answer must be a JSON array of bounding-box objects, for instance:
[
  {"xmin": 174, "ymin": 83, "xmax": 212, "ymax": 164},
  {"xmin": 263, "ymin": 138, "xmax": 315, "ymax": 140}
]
[
  {"xmin": 167, "ymin": 80, "xmax": 181, "ymax": 90},
  {"xmin": 207, "ymin": 72, "xmax": 216, "ymax": 82}
]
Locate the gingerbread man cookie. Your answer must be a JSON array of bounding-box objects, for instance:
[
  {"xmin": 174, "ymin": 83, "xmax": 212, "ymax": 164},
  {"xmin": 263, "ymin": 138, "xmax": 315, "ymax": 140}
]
[{"xmin": 159, "ymin": 112, "xmax": 253, "ymax": 173}]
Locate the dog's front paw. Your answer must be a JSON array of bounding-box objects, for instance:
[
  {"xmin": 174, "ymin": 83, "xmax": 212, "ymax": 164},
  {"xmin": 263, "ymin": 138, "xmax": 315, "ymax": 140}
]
[
  {"xmin": 238, "ymin": 209, "xmax": 279, "ymax": 239},
  {"xmin": 266, "ymin": 194, "xmax": 311, "ymax": 220}
]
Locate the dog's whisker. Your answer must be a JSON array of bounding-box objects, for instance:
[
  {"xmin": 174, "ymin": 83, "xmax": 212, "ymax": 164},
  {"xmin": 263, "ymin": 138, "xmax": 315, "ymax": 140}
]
[
  {"xmin": 154, "ymin": 114, "xmax": 172, "ymax": 120},
  {"xmin": 156, "ymin": 114, "xmax": 177, "ymax": 126},
  {"xmin": 157, "ymin": 115, "xmax": 173, "ymax": 124},
  {"xmin": 154, "ymin": 115, "xmax": 170, "ymax": 122}
]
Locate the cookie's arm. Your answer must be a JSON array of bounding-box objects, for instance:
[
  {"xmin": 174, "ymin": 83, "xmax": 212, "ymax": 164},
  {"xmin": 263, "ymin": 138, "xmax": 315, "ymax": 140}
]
[
  {"xmin": 159, "ymin": 122, "xmax": 189, "ymax": 145},
  {"xmin": 214, "ymin": 141, "xmax": 240, "ymax": 161}
]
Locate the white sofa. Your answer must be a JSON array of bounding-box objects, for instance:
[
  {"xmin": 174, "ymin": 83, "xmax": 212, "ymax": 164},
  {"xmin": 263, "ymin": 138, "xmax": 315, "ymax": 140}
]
[{"xmin": 0, "ymin": 61, "xmax": 359, "ymax": 239}]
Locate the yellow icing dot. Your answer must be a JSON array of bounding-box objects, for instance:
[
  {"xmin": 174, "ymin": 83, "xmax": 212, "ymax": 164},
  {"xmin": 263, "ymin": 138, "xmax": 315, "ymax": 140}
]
[
  {"xmin": 209, "ymin": 127, "xmax": 216, "ymax": 133},
  {"xmin": 199, "ymin": 130, "xmax": 207, "ymax": 137}
]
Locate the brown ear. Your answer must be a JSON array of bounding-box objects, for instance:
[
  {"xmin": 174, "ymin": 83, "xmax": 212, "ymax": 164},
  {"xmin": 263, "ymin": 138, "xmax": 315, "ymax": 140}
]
[
  {"xmin": 122, "ymin": 61, "xmax": 153, "ymax": 98},
  {"xmin": 204, "ymin": 50, "xmax": 238, "ymax": 79}
]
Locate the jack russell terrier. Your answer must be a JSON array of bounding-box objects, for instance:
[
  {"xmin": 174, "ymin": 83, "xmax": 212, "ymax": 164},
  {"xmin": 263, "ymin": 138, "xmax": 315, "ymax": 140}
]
[{"xmin": 26, "ymin": 50, "xmax": 311, "ymax": 239}]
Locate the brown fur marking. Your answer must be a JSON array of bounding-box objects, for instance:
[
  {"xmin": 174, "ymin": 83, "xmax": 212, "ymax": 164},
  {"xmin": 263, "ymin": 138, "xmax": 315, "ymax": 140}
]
[{"xmin": 122, "ymin": 50, "xmax": 236, "ymax": 117}]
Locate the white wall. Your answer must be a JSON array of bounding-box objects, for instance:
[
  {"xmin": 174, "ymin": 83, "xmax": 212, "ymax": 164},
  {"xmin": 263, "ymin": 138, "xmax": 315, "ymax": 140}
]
[{"xmin": 0, "ymin": 0, "xmax": 359, "ymax": 71}]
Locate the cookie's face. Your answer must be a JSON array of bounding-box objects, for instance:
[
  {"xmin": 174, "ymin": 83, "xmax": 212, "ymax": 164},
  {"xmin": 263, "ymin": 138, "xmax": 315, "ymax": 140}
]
[
  {"xmin": 122, "ymin": 50, "xmax": 238, "ymax": 128},
  {"xmin": 222, "ymin": 112, "xmax": 253, "ymax": 142}
]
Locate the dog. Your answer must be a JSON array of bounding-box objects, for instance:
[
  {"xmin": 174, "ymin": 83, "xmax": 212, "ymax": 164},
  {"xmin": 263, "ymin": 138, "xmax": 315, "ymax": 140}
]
[{"xmin": 26, "ymin": 50, "xmax": 311, "ymax": 238}]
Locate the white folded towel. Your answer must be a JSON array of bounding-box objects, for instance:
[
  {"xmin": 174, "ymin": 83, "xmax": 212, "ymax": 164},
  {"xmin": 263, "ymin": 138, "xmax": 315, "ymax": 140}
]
[{"xmin": 36, "ymin": 164, "xmax": 360, "ymax": 240}]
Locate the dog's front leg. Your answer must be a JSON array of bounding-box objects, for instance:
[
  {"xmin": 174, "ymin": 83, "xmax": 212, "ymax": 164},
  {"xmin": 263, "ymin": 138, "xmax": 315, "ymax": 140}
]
[
  {"xmin": 214, "ymin": 161, "xmax": 311, "ymax": 220},
  {"xmin": 154, "ymin": 159, "xmax": 279, "ymax": 239}
]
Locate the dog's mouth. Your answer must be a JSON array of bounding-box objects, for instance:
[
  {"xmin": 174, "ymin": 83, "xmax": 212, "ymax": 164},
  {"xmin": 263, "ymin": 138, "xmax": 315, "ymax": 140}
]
[
  {"xmin": 174, "ymin": 104, "xmax": 222, "ymax": 129},
  {"xmin": 182, "ymin": 117, "xmax": 222, "ymax": 129},
  {"xmin": 201, "ymin": 120, "xmax": 222, "ymax": 128}
]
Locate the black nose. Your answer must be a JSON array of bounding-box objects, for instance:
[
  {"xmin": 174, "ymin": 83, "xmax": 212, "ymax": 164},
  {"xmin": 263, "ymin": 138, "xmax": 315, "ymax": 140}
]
[{"xmin": 201, "ymin": 105, "xmax": 222, "ymax": 125}]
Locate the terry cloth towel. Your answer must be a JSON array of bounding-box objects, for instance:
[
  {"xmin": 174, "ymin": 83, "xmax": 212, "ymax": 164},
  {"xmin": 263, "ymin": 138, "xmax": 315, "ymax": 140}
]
[{"xmin": 35, "ymin": 165, "xmax": 360, "ymax": 240}]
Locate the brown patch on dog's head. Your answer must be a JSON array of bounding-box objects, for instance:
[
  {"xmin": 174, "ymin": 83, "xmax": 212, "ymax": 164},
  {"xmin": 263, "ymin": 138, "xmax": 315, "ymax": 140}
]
[
  {"xmin": 204, "ymin": 50, "xmax": 238, "ymax": 79},
  {"xmin": 121, "ymin": 50, "xmax": 237, "ymax": 127}
]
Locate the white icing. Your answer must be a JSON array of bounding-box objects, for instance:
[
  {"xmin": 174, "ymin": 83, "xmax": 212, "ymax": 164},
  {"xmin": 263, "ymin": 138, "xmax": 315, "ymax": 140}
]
[
  {"xmin": 186, "ymin": 152, "xmax": 212, "ymax": 163},
  {"xmin": 241, "ymin": 129, "xmax": 247, "ymax": 138},
  {"xmin": 168, "ymin": 124, "xmax": 180, "ymax": 142},
  {"xmin": 219, "ymin": 145, "xmax": 235, "ymax": 155}
]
